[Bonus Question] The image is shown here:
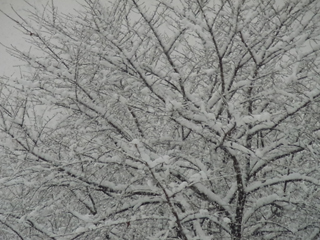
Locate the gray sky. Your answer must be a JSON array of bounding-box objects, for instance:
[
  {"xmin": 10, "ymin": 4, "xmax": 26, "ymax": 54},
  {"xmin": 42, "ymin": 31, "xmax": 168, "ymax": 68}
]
[
  {"xmin": 0, "ymin": 0, "xmax": 297, "ymax": 77},
  {"xmin": 0, "ymin": 0, "xmax": 159, "ymax": 76},
  {"xmin": 0, "ymin": 0, "xmax": 78, "ymax": 76}
]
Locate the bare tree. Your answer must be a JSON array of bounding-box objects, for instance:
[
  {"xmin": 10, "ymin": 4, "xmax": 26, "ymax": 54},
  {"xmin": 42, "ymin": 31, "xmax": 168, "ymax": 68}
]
[{"xmin": 1, "ymin": 0, "xmax": 320, "ymax": 239}]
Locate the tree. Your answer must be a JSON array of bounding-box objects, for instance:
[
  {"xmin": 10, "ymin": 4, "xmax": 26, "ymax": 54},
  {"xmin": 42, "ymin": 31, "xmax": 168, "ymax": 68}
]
[{"xmin": 1, "ymin": 0, "xmax": 320, "ymax": 239}]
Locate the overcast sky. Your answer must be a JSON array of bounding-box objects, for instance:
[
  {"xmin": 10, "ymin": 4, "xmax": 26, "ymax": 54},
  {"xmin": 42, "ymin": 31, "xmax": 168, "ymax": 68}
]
[
  {"xmin": 0, "ymin": 0, "xmax": 79, "ymax": 76},
  {"xmin": 0, "ymin": 0, "xmax": 159, "ymax": 77}
]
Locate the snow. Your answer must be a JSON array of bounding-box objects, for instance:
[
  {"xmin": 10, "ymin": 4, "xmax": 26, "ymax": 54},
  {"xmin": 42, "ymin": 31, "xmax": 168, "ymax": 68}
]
[
  {"xmin": 1, "ymin": 1, "xmax": 320, "ymax": 239},
  {"xmin": 237, "ymin": 112, "xmax": 271, "ymax": 126},
  {"xmin": 199, "ymin": 209, "xmax": 208, "ymax": 215},
  {"xmin": 148, "ymin": 155, "xmax": 170, "ymax": 168},
  {"xmin": 70, "ymin": 210, "xmax": 96, "ymax": 223},
  {"xmin": 223, "ymin": 182, "xmax": 237, "ymax": 203},
  {"xmin": 246, "ymin": 173, "xmax": 320, "ymax": 193},
  {"xmin": 189, "ymin": 173, "xmax": 202, "ymax": 184},
  {"xmin": 223, "ymin": 217, "xmax": 231, "ymax": 223},
  {"xmin": 170, "ymin": 99, "xmax": 183, "ymax": 110},
  {"xmin": 243, "ymin": 194, "xmax": 280, "ymax": 223},
  {"xmin": 191, "ymin": 183, "xmax": 232, "ymax": 214},
  {"xmin": 140, "ymin": 87, "xmax": 149, "ymax": 95},
  {"xmin": 203, "ymin": 69, "xmax": 215, "ymax": 75}
]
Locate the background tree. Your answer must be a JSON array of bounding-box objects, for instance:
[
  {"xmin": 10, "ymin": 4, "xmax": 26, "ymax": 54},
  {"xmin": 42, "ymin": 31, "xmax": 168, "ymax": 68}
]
[{"xmin": 1, "ymin": 0, "xmax": 320, "ymax": 239}]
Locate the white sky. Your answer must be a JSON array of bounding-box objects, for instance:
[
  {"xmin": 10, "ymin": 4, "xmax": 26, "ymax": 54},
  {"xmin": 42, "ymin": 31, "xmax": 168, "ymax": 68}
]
[
  {"xmin": 0, "ymin": 0, "xmax": 306, "ymax": 77},
  {"xmin": 0, "ymin": 0, "xmax": 158, "ymax": 76},
  {"xmin": 0, "ymin": 0, "xmax": 79, "ymax": 76}
]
